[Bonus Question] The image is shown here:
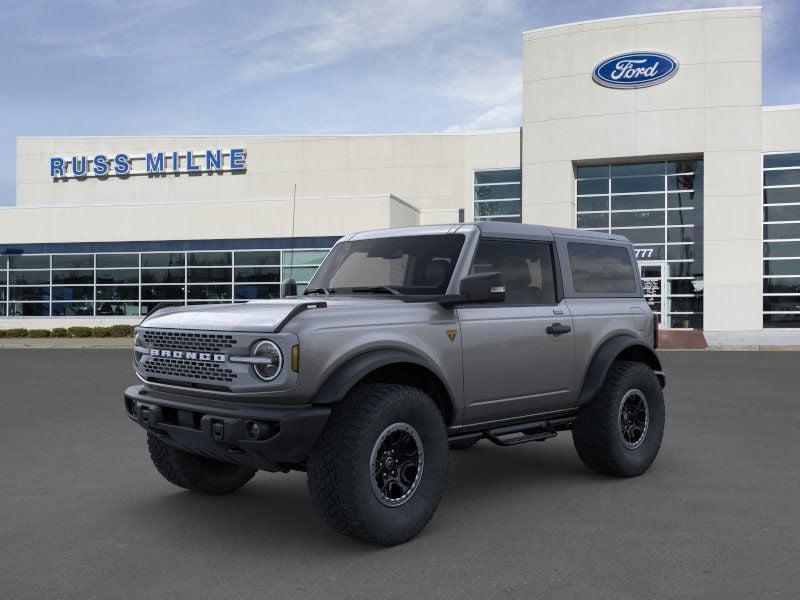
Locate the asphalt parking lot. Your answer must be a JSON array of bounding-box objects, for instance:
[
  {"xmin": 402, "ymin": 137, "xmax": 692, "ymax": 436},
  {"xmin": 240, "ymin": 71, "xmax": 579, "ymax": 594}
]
[{"xmin": 1, "ymin": 350, "xmax": 798, "ymax": 599}]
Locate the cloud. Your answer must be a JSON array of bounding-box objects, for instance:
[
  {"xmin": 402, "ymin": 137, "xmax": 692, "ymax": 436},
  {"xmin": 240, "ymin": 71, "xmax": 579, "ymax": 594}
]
[
  {"xmin": 442, "ymin": 103, "xmax": 521, "ymax": 132},
  {"xmin": 235, "ymin": 0, "xmax": 506, "ymax": 82}
]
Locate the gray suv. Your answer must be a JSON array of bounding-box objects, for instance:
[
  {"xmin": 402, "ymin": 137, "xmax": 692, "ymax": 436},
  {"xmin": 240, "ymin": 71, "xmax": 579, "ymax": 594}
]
[{"xmin": 125, "ymin": 222, "xmax": 665, "ymax": 545}]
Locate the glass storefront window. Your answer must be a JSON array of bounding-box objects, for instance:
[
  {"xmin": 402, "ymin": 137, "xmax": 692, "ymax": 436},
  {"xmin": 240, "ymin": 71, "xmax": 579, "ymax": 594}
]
[
  {"xmin": 53, "ymin": 270, "xmax": 93, "ymax": 284},
  {"xmin": 52, "ymin": 254, "xmax": 93, "ymax": 269},
  {"xmin": 474, "ymin": 169, "xmax": 522, "ymax": 222},
  {"xmin": 577, "ymin": 158, "xmax": 704, "ymax": 329},
  {"xmin": 10, "ymin": 287, "xmax": 50, "ymax": 301},
  {"xmin": 141, "ymin": 253, "xmax": 184, "ymax": 268},
  {"xmin": 96, "ymin": 302, "xmax": 139, "ymax": 316},
  {"xmin": 52, "ymin": 302, "xmax": 94, "ymax": 316},
  {"xmin": 9, "ymin": 303, "xmax": 49, "ymax": 316},
  {"xmin": 187, "ymin": 285, "xmax": 231, "ymax": 300},
  {"xmin": 96, "ymin": 254, "xmax": 138, "ymax": 268},
  {"xmin": 764, "ymin": 152, "xmax": 800, "ymax": 328},
  {"xmin": 188, "ymin": 252, "xmax": 231, "ymax": 266},
  {"xmin": 96, "ymin": 286, "xmax": 138, "ymax": 301},
  {"xmin": 141, "ymin": 286, "xmax": 185, "ymax": 301},
  {"xmin": 474, "ymin": 199, "xmax": 522, "ymax": 219},
  {"xmin": 9, "ymin": 255, "xmax": 49, "ymax": 269},
  {"xmin": 577, "ymin": 213, "xmax": 608, "ymax": 229},
  {"xmin": 0, "ymin": 246, "xmax": 329, "ymax": 319},
  {"xmin": 283, "ymin": 267, "xmax": 318, "ymax": 282},
  {"xmin": 96, "ymin": 269, "xmax": 138, "ymax": 284},
  {"xmin": 610, "ymin": 176, "xmax": 664, "ymax": 194},
  {"xmin": 613, "ymin": 194, "xmax": 664, "ymax": 210},
  {"xmin": 234, "ymin": 285, "xmax": 280, "ymax": 300},
  {"xmin": 10, "ymin": 271, "xmax": 50, "ymax": 285},
  {"xmin": 141, "ymin": 268, "xmax": 184, "ymax": 284},
  {"xmin": 52, "ymin": 286, "xmax": 93, "ymax": 301},
  {"xmin": 234, "ymin": 251, "xmax": 280, "ymax": 266},
  {"xmin": 234, "ymin": 267, "xmax": 280, "ymax": 283},
  {"xmin": 187, "ymin": 268, "xmax": 231, "ymax": 283},
  {"xmin": 281, "ymin": 251, "xmax": 327, "ymax": 277}
]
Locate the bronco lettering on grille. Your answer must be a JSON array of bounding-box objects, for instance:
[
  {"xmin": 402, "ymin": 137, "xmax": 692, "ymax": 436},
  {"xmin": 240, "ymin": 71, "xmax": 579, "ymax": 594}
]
[{"xmin": 149, "ymin": 349, "xmax": 226, "ymax": 362}]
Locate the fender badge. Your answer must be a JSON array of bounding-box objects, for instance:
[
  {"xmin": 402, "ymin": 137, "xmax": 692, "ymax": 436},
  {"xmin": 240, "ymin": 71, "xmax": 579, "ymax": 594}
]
[{"xmin": 446, "ymin": 329, "xmax": 458, "ymax": 342}]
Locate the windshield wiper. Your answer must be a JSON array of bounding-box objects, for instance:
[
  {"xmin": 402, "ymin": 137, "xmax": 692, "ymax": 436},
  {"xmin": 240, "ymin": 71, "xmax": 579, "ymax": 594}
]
[
  {"xmin": 304, "ymin": 287, "xmax": 334, "ymax": 296},
  {"xmin": 349, "ymin": 286, "xmax": 401, "ymax": 296}
]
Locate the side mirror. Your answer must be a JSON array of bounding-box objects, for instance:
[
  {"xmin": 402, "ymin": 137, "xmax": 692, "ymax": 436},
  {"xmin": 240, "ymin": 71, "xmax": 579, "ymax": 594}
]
[
  {"xmin": 458, "ymin": 271, "xmax": 506, "ymax": 304},
  {"xmin": 281, "ymin": 278, "xmax": 298, "ymax": 298}
]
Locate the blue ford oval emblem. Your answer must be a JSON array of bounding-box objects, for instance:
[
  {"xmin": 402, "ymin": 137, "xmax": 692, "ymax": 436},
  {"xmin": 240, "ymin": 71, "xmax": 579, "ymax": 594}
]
[{"xmin": 593, "ymin": 52, "xmax": 679, "ymax": 89}]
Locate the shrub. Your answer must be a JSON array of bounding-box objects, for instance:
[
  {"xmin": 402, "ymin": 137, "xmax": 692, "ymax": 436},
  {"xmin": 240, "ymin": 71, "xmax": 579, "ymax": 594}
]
[
  {"xmin": 92, "ymin": 326, "xmax": 113, "ymax": 338},
  {"xmin": 109, "ymin": 324, "xmax": 135, "ymax": 337},
  {"xmin": 0, "ymin": 330, "xmax": 6, "ymax": 338},
  {"xmin": 50, "ymin": 328, "xmax": 69, "ymax": 338},
  {"xmin": 67, "ymin": 326, "xmax": 93, "ymax": 338},
  {"xmin": 28, "ymin": 329, "xmax": 51, "ymax": 338},
  {"xmin": 4, "ymin": 328, "xmax": 28, "ymax": 337}
]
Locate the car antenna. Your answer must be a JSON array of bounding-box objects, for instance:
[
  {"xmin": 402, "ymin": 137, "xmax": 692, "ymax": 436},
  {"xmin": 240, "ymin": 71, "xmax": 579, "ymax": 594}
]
[{"xmin": 284, "ymin": 183, "xmax": 298, "ymax": 298}]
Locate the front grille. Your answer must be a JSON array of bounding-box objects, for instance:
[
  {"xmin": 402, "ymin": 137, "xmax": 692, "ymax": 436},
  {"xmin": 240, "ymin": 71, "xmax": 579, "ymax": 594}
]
[
  {"xmin": 141, "ymin": 330, "xmax": 237, "ymax": 353},
  {"xmin": 143, "ymin": 356, "xmax": 238, "ymax": 383}
]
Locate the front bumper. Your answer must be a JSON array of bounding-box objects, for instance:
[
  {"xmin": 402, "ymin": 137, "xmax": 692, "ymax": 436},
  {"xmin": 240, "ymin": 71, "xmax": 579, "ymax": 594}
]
[{"xmin": 124, "ymin": 385, "xmax": 330, "ymax": 471}]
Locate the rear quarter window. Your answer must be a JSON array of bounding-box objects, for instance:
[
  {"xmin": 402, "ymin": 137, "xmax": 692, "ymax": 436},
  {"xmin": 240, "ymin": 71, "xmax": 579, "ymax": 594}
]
[{"xmin": 567, "ymin": 242, "xmax": 637, "ymax": 294}]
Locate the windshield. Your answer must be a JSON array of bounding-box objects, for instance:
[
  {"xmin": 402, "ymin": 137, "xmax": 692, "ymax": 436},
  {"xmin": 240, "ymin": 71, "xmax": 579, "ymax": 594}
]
[{"xmin": 306, "ymin": 234, "xmax": 465, "ymax": 296}]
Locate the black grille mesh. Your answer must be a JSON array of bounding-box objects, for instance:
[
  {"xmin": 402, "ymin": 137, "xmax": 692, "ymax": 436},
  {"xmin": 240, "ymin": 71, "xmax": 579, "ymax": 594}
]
[
  {"xmin": 141, "ymin": 330, "xmax": 237, "ymax": 353},
  {"xmin": 143, "ymin": 356, "xmax": 237, "ymax": 383}
]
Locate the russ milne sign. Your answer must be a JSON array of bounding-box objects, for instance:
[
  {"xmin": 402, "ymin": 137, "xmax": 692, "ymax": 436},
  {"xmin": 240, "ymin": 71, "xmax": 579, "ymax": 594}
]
[
  {"xmin": 50, "ymin": 148, "xmax": 246, "ymax": 179},
  {"xmin": 593, "ymin": 52, "xmax": 678, "ymax": 89}
]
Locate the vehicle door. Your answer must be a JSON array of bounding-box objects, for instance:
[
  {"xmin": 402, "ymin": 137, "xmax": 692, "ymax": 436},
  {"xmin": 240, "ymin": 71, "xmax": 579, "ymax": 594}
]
[{"xmin": 457, "ymin": 237, "xmax": 575, "ymax": 427}]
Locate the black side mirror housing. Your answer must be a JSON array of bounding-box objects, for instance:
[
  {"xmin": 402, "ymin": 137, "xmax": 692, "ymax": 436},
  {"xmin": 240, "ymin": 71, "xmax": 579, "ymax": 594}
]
[
  {"xmin": 281, "ymin": 278, "xmax": 298, "ymax": 298},
  {"xmin": 458, "ymin": 271, "xmax": 506, "ymax": 304}
]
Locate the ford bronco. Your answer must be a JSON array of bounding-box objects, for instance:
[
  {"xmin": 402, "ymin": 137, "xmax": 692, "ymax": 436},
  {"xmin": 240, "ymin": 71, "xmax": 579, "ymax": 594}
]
[{"xmin": 124, "ymin": 222, "xmax": 665, "ymax": 545}]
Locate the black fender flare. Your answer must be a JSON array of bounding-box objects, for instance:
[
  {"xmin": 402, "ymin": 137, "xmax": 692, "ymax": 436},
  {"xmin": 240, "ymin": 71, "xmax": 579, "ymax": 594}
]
[
  {"xmin": 310, "ymin": 349, "xmax": 456, "ymax": 415},
  {"xmin": 578, "ymin": 335, "xmax": 664, "ymax": 405}
]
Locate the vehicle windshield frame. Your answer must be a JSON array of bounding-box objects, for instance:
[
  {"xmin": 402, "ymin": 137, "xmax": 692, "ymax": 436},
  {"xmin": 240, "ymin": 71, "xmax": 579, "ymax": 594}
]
[{"xmin": 305, "ymin": 233, "xmax": 467, "ymax": 297}]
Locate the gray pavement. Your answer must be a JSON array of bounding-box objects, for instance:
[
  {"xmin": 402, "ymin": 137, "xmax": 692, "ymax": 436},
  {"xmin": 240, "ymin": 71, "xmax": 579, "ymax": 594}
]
[{"xmin": 0, "ymin": 350, "xmax": 798, "ymax": 599}]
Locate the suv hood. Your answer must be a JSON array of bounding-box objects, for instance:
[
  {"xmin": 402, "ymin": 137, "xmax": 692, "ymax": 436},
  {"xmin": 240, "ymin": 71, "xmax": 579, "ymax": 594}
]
[{"xmin": 138, "ymin": 297, "xmax": 406, "ymax": 333}]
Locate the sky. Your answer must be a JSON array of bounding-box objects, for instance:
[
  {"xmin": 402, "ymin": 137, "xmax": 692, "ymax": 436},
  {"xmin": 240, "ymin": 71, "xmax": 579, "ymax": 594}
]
[{"xmin": 1, "ymin": 0, "xmax": 799, "ymax": 206}]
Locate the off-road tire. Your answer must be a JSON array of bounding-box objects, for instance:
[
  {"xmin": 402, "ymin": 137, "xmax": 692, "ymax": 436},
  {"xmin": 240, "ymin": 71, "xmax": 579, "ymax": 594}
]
[
  {"xmin": 449, "ymin": 437, "xmax": 480, "ymax": 450},
  {"xmin": 306, "ymin": 383, "xmax": 448, "ymax": 546},
  {"xmin": 147, "ymin": 433, "xmax": 256, "ymax": 494},
  {"xmin": 572, "ymin": 361, "xmax": 665, "ymax": 477}
]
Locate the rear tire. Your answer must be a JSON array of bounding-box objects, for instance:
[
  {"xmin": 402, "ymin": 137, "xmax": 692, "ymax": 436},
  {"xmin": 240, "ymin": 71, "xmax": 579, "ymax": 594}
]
[
  {"xmin": 572, "ymin": 361, "xmax": 665, "ymax": 477},
  {"xmin": 147, "ymin": 433, "xmax": 256, "ymax": 494},
  {"xmin": 307, "ymin": 383, "xmax": 448, "ymax": 546}
]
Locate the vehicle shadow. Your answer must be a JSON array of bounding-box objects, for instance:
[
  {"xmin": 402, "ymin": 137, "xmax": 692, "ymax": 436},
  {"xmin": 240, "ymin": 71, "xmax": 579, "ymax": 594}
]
[{"xmin": 124, "ymin": 440, "xmax": 597, "ymax": 553}]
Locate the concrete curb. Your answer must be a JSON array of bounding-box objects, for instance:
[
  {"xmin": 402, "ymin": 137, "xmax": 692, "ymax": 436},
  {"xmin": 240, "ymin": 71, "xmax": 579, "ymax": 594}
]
[
  {"xmin": 0, "ymin": 338, "xmax": 133, "ymax": 349},
  {"xmin": 659, "ymin": 345, "xmax": 800, "ymax": 351}
]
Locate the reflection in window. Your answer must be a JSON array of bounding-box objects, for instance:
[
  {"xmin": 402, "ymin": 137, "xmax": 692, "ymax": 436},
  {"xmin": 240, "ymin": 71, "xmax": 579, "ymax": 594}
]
[{"xmin": 474, "ymin": 169, "xmax": 521, "ymax": 223}]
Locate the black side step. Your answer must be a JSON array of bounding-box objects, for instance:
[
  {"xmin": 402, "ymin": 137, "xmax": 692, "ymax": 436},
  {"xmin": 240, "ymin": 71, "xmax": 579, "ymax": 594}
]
[
  {"xmin": 484, "ymin": 415, "xmax": 576, "ymax": 447},
  {"xmin": 447, "ymin": 415, "xmax": 577, "ymax": 448},
  {"xmin": 485, "ymin": 423, "xmax": 557, "ymax": 446}
]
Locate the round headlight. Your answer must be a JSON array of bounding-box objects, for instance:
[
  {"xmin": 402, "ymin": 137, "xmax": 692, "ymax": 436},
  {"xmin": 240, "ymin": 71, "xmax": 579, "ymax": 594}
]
[
  {"xmin": 252, "ymin": 340, "xmax": 283, "ymax": 381},
  {"xmin": 133, "ymin": 333, "xmax": 143, "ymax": 364}
]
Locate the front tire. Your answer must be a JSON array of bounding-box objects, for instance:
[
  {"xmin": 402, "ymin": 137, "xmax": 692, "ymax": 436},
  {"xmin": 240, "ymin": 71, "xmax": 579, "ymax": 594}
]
[
  {"xmin": 147, "ymin": 433, "xmax": 256, "ymax": 494},
  {"xmin": 572, "ymin": 361, "xmax": 665, "ymax": 477},
  {"xmin": 307, "ymin": 383, "xmax": 448, "ymax": 546}
]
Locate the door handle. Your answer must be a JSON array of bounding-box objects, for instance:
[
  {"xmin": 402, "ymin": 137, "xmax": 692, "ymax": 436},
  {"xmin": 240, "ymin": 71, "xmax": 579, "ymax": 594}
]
[{"xmin": 546, "ymin": 322, "xmax": 572, "ymax": 335}]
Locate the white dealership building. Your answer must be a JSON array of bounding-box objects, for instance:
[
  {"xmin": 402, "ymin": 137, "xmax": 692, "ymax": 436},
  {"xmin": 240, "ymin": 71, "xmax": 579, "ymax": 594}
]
[{"xmin": 2, "ymin": 6, "xmax": 799, "ymax": 337}]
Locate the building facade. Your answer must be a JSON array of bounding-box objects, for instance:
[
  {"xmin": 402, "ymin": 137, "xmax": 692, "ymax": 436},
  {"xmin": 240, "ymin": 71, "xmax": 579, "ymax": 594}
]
[{"xmin": 2, "ymin": 6, "xmax": 799, "ymax": 333}]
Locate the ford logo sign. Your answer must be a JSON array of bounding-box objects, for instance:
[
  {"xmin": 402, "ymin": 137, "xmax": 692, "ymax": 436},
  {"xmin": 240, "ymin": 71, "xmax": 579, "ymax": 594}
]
[{"xmin": 593, "ymin": 52, "xmax": 678, "ymax": 89}]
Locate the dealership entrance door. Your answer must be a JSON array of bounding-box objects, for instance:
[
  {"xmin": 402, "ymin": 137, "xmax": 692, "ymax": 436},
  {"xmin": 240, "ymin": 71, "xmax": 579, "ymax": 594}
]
[{"xmin": 639, "ymin": 261, "xmax": 667, "ymax": 325}]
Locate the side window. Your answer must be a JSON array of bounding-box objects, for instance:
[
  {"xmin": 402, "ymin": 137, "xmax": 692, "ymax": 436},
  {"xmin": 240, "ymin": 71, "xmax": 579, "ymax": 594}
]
[
  {"xmin": 471, "ymin": 239, "xmax": 557, "ymax": 305},
  {"xmin": 567, "ymin": 242, "xmax": 637, "ymax": 294}
]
